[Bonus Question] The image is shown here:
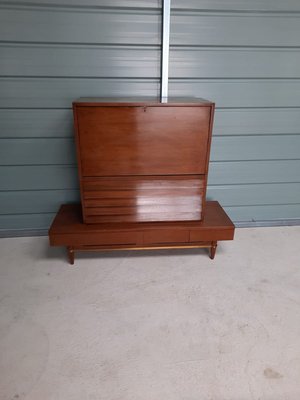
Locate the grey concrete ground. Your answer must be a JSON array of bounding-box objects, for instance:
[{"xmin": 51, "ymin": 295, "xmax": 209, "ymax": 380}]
[{"xmin": 0, "ymin": 226, "xmax": 300, "ymax": 400}]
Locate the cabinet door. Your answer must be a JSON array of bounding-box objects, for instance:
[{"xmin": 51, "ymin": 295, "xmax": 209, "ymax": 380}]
[{"xmin": 75, "ymin": 105, "xmax": 211, "ymax": 176}]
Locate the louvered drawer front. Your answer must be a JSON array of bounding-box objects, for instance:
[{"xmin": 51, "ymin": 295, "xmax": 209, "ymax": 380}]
[
  {"xmin": 82, "ymin": 175, "xmax": 204, "ymax": 223},
  {"xmin": 143, "ymin": 229, "xmax": 189, "ymax": 245}
]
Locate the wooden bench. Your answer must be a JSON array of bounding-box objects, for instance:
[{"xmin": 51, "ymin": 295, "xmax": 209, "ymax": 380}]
[{"xmin": 49, "ymin": 201, "xmax": 235, "ymax": 264}]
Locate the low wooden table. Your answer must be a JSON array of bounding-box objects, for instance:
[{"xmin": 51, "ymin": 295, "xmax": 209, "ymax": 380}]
[{"xmin": 48, "ymin": 201, "xmax": 235, "ymax": 264}]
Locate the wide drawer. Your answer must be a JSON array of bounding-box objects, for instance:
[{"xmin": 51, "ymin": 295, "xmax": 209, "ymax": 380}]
[
  {"xmin": 143, "ymin": 229, "xmax": 189, "ymax": 245},
  {"xmin": 51, "ymin": 231, "xmax": 141, "ymax": 247},
  {"xmin": 189, "ymin": 228, "xmax": 234, "ymax": 242}
]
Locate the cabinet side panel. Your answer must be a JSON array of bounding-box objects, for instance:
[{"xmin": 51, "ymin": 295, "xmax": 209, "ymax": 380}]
[{"xmin": 202, "ymin": 103, "xmax": 215, "ymax": 214}]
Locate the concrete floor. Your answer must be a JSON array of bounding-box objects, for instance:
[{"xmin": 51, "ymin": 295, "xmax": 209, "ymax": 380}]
[{"xmin": 0, "ymin": 226, "xmax": 300, "ymax": 400}]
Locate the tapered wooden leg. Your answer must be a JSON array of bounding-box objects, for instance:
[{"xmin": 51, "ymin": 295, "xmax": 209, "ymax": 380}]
[
  {"xmin": 209, "ymin": 241, "xmax": 217, "ymax": 260},
  {"xmin": 67, "ymin": 246, "xmax": 75, "ymax": 265}
]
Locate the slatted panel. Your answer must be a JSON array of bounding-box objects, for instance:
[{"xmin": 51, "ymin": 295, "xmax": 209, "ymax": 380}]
[
  {"xmin": 225, "ymin": 204, "xmax": 300, "ymax": 222},
  {"xmin": 172, "ymin": 0, "xmax": 300, "ymax": 12},
  {"xmin": 0, "ymin": 213, "xmax": 55, "ymax": 231},
  {"xmin": 0, "ymin": 5, "xmax": 160, "ymax": 45},
  {"xmin": 0, "ymin": 78, "xmax": 160, "ymax": 108},
  {"xmin": 0, "ymin": 166, "xmax": 79, "ymax": 190},
  {"xmin": 209, "ymin": 160, "xmax": 300, "ymax": 185},
  {"xmin": 207, "ymin": 183, "xmax": 300, "ymax": 206},
  {"xmin": 0, "ymin": 44, "xmax": 160, "ymax": 78},
  {"xmin": 0, "ymin": 190, "xmax": 79, "ymax": 214},
  {"xmin": 211, "ymin": 135, "xmax": 300, "ymax": 161},
  {"xmin": 0, "ymin": 1, "xmax": 161, "ymax": 233},
  {"xmin": 170, "ymin": 11, "xmax": 300, "ymax": 47},
  {"xmin": 1, "ymin": 78, "xmax": 300, "ymax": 108},
  {"xmin": 82, "ymin": 176, "xmax": 204, "ymax": 223},
  {"xmin": 0, "ymin": 109, "xmax": 74, "ymax": 138},
  {"xmin": 214, "ymin": 109, "xmax": 300, "ymax": 136},
  {"xmin": 9, "ymin": 0, "xmax": 159, "ymax": 6},
  {"xmin": 169, "ymin": 79, "xmax": 300, "ymax": 108},
  {"xmin": 170, "ymin": 48, "xmax": 300, "ymax": 79},
  {"xmin": 0, "ymin": 138, "xmax": 76, "ymax": 165},
  {"xmin": 170, "ymin": 1, "xmax": 300, "ymax": 223}
]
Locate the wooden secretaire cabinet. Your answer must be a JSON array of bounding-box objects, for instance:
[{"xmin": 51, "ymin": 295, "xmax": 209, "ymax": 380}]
[
  {"xmin": 49, "ymin": 97, "xmax": 234, "ymax": 263},
  {"xmin": 73, "ymin": 97, "xmax": 215, "ymax": 224}
]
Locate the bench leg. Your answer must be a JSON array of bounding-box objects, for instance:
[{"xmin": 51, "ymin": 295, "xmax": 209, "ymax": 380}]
[
  {"xmin": 209, "ymin": 241, "xmax": 217, "ymax": 260},
  {"xmin": 67, "ymin": 246, "xmax": 75, "ymax": 265}
]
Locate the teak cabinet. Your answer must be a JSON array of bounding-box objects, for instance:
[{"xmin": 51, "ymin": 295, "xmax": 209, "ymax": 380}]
[
  {"xmin": 72, "ymin": 98, "xmax": 215, "ymax": 224},
  {"xmin": 49, "ymin": 97, "xmax": 235, "ymax": 264}
]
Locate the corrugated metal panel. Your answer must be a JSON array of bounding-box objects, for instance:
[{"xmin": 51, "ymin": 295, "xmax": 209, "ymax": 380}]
[
  {"xmin": 0, "ymin": 0, "xmax": 161, "ymax": 232},
  {"xmin": 170, "ymin": 11, "xmax": 300, "ymax": 47},
  {"xmin": 170, "ymin": 48, "xmax": 300, "ymax": 79},
  {"xmin": 172, "ymin": 1, "xmax": 300, "ymax": 12},
  {"xmin": 0, "ymin": 213, "xmax": 56, "ymax": 231},
  {"xmin": 1, "ymin": 0, "xmax": 300, "ymax": 232},
  {"xmin": 0, "ymin": 78, "xmax": 159, "ymax": 108},
  {"xmin": 0, "ymin": 109, "xmax": 74, "ymax": 138},
  {"xmin": 207, "ymin": 183, "xmax": 300, "ymax": 206},
  {"xmin": 169, "ymin": 79, "xmax": 300, "ymax": 107},
  {"xmin": 1, "ymin": 78, "xmax": 300, "ymax": 108},
  {"xmin": 214, "ymin": 109, "xmax": 300, "ymax": 136},
  {"xmin": 0, "ymin": 44, "xmax": 160, "ymax": 78},
  {"xmin": 2, "ymin": 1, "xmax": 160, "ymax": 9},
  {"xmin": 0, "ymin": 190, "xmax": 79, "ymax": 214},
  {"xmin": 0, "ymin": 166, "xmax": 79, "ymax": 190},
  {"xmin": 0, "ymin": 138, "xmax": 76, "ymax": 165},
  {"xmin": 211, "ymin": 135, "xmax": 300, "ymax": 161},
  {"xmin": 209, "ymin": 160, "xmax": 300, "ymax": 185},
  {"xmin": 225, "ymin": 204, "xmax": 300, "ymax": 222},
  {"xmin": 0, "ymin": 5, "xmax": 160, "ymax": 44},
  {"xmin": 170, "ymin": 1, "xmax": 300, "ymax": 223},
  {"xmin": 1, "ymin": 135, "xmax": 300, "ymax": 165}
]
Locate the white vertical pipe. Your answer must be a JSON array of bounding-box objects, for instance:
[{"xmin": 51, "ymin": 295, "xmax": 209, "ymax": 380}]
[{"xmin": 161, "ymin": 0, "xmax": 171, "ymax": 102}]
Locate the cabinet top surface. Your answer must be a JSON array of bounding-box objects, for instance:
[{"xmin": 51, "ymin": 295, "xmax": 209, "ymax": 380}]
[{"xmin": 73, "ymin": 97, "xmax": 214, "ymax": 106}]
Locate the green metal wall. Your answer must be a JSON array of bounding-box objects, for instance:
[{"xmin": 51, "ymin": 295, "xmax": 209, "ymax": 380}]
[
  {"xmin": 0, "ymin": 0, "xmax": 161, "ymax": 234},
  {"xmin": 0, "ymin": 0, "xmax": 300, "ymax": 234},
  {"xmin": 170, "ymin": 0, "xmax": 300, "ymax": 225}
]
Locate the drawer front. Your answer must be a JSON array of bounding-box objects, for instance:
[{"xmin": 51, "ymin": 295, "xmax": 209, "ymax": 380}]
[
  {"xmin": 143, "ymin": 229, "xmax": 189, "ymax": 245},
  {"xmin": 190, "ymin": 230, "xmax": 210, "ymax": 243},
  {"xmin": 58, "ymin": 231, "xmax": 141, "ymax": 247},
  {"xmin": 82, "ymin": 175, "xmax": 203, "ymax": 224},
  {"xmin": 75, "ymin": 105, "xmax": 212, "ymax": 176},
  {"xmin": 189, "ymin": 229, "xmax": 233, "ymax": 242}
]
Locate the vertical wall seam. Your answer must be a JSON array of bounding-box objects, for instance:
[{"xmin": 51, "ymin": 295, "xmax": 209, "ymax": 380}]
[{"xmin": 161, "ymin": 0, "xmax": 171, "ymax": 100}]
